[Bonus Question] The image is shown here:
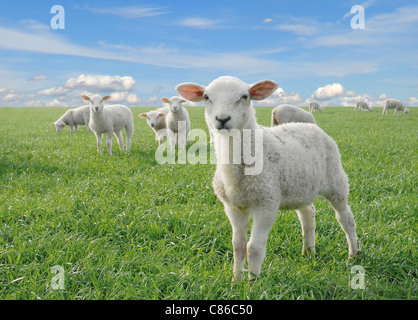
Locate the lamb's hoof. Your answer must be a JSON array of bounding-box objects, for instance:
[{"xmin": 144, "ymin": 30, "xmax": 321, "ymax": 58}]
[{"xmin": 302, "ymin": 246, "xmax": 316, "ymax": 256}]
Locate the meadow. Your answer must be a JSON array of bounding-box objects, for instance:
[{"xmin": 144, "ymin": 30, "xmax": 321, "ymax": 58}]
[{"xmin": 0, "ymin": 106, "xmax": 416, "ymax": 300}]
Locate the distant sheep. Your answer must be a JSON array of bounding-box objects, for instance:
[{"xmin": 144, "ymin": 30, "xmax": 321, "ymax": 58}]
[
  {"xmin": 271, "ymin": 104, "xmax": 316, "ymax": 126},
  {"xmin": 309, "ymin": 101, "xmax": 322, "ymax": 113},
  {"xmin": 355, "ymin": 101, "xmax": 372, "ymax": 111},
  {"xmin": 139, "ymin": 106, "xmax": 169, "ymax": 145},
  {"xmin": 161, "ymin": 96, "xmax": 191, "ymax": 151},
  {"xmin": 176, "ymin": 76, "xmax": 358, "ymax": 281},
  {"xmin": 51, "ymin": 105, "xmax": 90, "ymax": 133},
  {"xmin": 82, "ymin": 94, "xmax": 134, "ymax": 155},
  {"xmin": 383, "ymin": 99, "xmax": 410, "ymax": 115}
]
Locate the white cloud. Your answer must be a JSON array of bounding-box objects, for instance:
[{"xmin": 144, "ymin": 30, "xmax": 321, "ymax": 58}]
[
  {"xmin": 254, "ymin": 87, "xmax": 303, "ymax": 107},
  {"xmin": 312, "ymin": 83, "xmax": 345, "ymax": 100},
  {"xmin": 64, "ymin": 74, "xmax": 136, "ymax": 91},
  {"xmin": 263, "ymin": 18, "xmax": 274, "ymax": 24},
  {"xmin": 178, "ymin": 18, "xmax": 221, "ymax": 29},
  {"xmin": 37, "ymin": 86, "xmax": 68, "ymax": 96},
  {"xmin": 29, "ymin": 75, "xmax": 48, "ymax": 81},
  {"xmin": 46, "ymin": 98, "xmax": 67, "ymax": 107},
  {"xmin": 79, "ymin": 6, "xmax": 167, "ymax": 19},
  {"xmin": 109, "ymin": 91, "xmax": 142, "ymax": 105}
]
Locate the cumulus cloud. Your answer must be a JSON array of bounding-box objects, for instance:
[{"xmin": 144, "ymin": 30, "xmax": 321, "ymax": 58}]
[
  {"xmin": 312, "ymin": 83, "xmax": 345, "ymax": 100},
  {"xmin": 254, "ymin": 87, "xmax": 303, "ymax": 107},
  {"xmin": 64, "ymin": 74, "xmax": 136, "ymax": 91},
  {"xmin": 108, "ymin": 91, "xmax": 142, "ymax": 105},
  {"xmin": 37, "ymin": 86, "xmax": 68, "ymax": 96}
]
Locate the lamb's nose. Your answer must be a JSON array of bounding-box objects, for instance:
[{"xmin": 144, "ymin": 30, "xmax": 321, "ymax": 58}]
[{"xmin": 216, "ymin": 116, "xmax": 231, "ymax": 127}]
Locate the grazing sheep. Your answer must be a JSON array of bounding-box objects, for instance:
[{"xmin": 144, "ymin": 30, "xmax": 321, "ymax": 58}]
[
  {"xmin": 176, "ymin": 76, "xmax": 358, "ymax": 281},
  {"xmin": 355, "ymin": 101, "xmax": 371, "ymax": 111},
  {"xmin": 82, "ymin": 94, "xmax": 134, "ymax": 155},
  {"xmin": 271, "ymin": 104, "xmax": 316, "ymax": 126},
  {"xmin": 383, "ymin": 99, "xmax": 410, "ymax": 115},
  {"xmin": 309, "ymin": 101, "xmax": 322, "ymax": 113},
  {"xmin": 51, "ymin": 105, "xmax": 91, "ymax": 133},
  {"xmin": 139, "ymin": 107, "xmax": 169, "ymax": 145},
  {"xmin": 161, "ymin": 96, "xmax": 191, "ymax": 151}
]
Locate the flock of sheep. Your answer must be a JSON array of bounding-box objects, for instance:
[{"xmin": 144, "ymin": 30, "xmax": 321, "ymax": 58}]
[{"xmin": 50, "ymin": 76, "xmax": 411, "ymax": 281}]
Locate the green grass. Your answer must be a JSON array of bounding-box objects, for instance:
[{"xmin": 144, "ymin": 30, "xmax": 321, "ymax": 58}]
[{"xmin": 0, "ymin": 106, "xmax": 416, "ymax": 300}]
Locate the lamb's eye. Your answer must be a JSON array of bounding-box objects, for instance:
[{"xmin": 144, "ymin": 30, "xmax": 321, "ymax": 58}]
[
  {"xmin": 204, "ymin": 94, "xmax": 210, "ymax": 101},
  {"xmin": 241, "ymin": 94, "xmax": 248, "ymax": 100}
]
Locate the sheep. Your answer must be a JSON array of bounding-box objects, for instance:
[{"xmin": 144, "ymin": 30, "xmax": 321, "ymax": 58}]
[
  {"xmin": 176, "ymin": 76, "xmax": 358, "ymax": 281},
  {"xmin": 139, "ymin": 106, "xmax": 169, "ymax": 145},
  {"xmin": 309, "ymin": 101, "xmax": 322, "ymax": 113},
  {"xmin": 382, "ymin": 99, "xmax": 410, "ymax": 115},
  {"xmin": 271, "ymin": 104, "xmax": 316, "ymax": 126},
  {"xmin": 51, "ymin": 105, "xmax": 91, "ymax": 133},
  {"xmin": 82, "ymin": 94, "xmax": 134, "ymax": 155},
  {"xmin": 355, "ymin": 101, "xmax": 371, "ymax": 111},
  {"xmin": 161, "ymin": 96, "xmax": 191, "ymax": 151}
]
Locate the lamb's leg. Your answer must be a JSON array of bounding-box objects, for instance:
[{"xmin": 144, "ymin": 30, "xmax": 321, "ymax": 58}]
[
  {"xmin": 114, "ymin": 131, "xmax": 124, "ymax": 151},
  {"xmin": 74, "ymin": 124, "xmax": 78, "ymax": 132},
  {"xmin": 106, "ymin": 132, "xmax": 113, "ymax": 155},
  {"xmin": 95, "ymin": 132, "xmax": 102, "ymax": 154},
  {"xmin": 224, "ymin": 203, "xmax": 250, "ymax": 282},
  {"xmin": 247, "ymin": 206, "xmax": 278, "ymax": 281},
  {"xmin": 327, "ymin": 198, "xmax": 358, "ymax": 257},
  {"xmin": 169, "ymin": 131, "xmax": 176, "ymax": 151},
  {"xmin": 296, "ymin": 204, "xmax": 316, "ymax": 255}
]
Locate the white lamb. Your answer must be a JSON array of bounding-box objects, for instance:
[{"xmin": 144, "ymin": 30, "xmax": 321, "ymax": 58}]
[
  {"xmin": 176, "ymin": 76, "xmax": 358, "ymax": 281},
  {"xmin": 82, "ymin": 94, "xmax": 134, "ymax": 155},
  {"xmin": 161, "ymin": 96, "xmax": 191, "ymax": 151},
  {"xmin": 271, "ymin": 104, "xmax": 316, "ymax": 126},
  {"xmin": 139, "ymin": 107, "xmax": 169, "ymax": 145},
  {"xmin": 355, "ymin": 101, "xmax": 371, "ymax": 111},
  {"xmin": 51, "ymin": 105, "xmax": 91, "ymax": 133},
  {"xmin": 309, "ymin": 101, "xmax": 322, "ymax": 113},
  {"xmin": 382, "ymin": 99, "xmax": 410, "ymax": 115}
]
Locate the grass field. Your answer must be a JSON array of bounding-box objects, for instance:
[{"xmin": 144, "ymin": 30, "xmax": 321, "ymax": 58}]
[{"xmin": 0, "ymin": 106, "xmax": 417, "ymax": 300}]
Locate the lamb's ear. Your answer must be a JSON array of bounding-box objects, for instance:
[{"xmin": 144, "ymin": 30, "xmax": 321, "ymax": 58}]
[
  {"xmin": 159, "ymin": 113, "xmax": 165, "ymax": 117},
  {"xmin": 249, "ymin": 80, "xmax": 278, "ymax": 101},
  {"xmin": 175, "ymin": 83, "xmax": 205, "ymax": 102},
  {"xmin": 81, "ymin": 95, "xmax": 90, "ymax": 101},
  {"xmin": 51, "ymin": 122, "xmax": 55, "ymax": 126},
  {"xmin": 161, "ymin": 97, "xmax": 170, "ymax": 103},
  {"xmin": 139, "ymin": 113, "xmax": 147, "ymax": 118},
  {"xmin": 102, "ymin": 96, "xmax": 111, "ymax": 101}
]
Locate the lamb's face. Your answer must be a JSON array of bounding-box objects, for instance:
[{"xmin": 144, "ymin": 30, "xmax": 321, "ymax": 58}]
[
  {"xmin": 53, "ymin": 120, "xmax": 65, "ymax": 132},
  {"xmin": 163, "ymin": 96, "xmax": 185, "ymax": 113},
  {"xmin": 90, "ymin": 95, "xmax": 105, "ymax": 112},
  {"xmin": 204, "ymin": 77, "xmax": 251, "ymax": 131},
  {"xmin": 82, "ymin": 94, "xmax": 111, "ymax": 113},
  {"xmin": 140, "ymin": 111, "xmax": 164, "ymax": 128},
  {"xmin": 404, "ymin": 108, "xmax": 410, "ymax": 114},
  {"xmin": 175, "ymin": 76, "xmax": 278, "ymax": 131}
]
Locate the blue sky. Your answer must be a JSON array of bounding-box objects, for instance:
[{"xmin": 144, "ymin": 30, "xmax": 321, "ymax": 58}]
[{"xmin": 0, "ymin": 0, "xmax": 417, "ymax": 107}]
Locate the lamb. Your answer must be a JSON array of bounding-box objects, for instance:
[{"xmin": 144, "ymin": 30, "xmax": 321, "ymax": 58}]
[
  {"xmin": 271, "ymin": 104, "xmax": 316, "ymax": 126},
  {"xmin": 82, "ymin": 94, "xmax": 134, "ymax": 155},
  {"xmin": 161, "ymin": 96, "xmax": 191, "ymax": 151},
  {"xmin": 382, "ymin": 99, "xmax": 410, "ymax": 115},
  {"xmin": 51, "ymin": 105, "xmax": 91, "ymax": 133},
  {"xmin": 355, "ymin": 101, "xmax": 371, "ymax": 111},
  {"xmin": 139, "ymin": 107, "xmax": 169, "ymax": 145},
  {"xmin": 309, "ymin": 101, "xmax": 322, "ymax": 113},
  {"xmin": 176, "ymin": 76, "xmax": 358, "ymax": 281}
]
